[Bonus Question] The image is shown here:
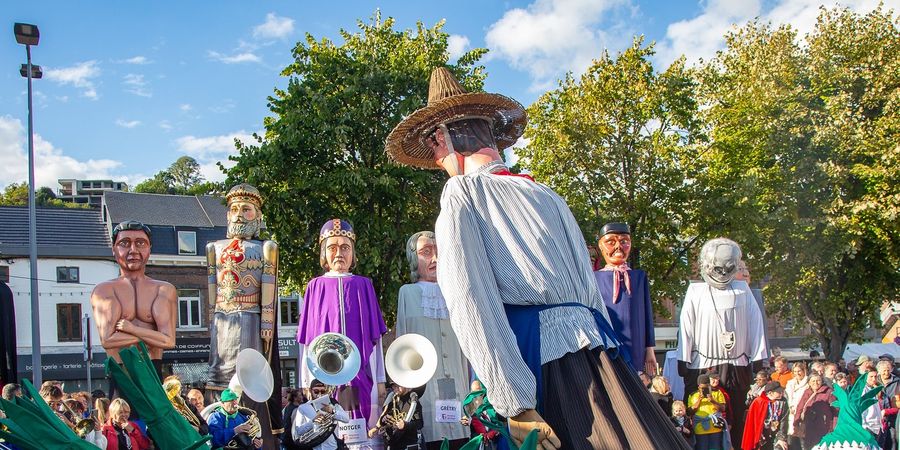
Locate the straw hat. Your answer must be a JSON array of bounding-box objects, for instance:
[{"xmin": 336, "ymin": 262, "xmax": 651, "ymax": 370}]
[{"xmin": 385, "ymin": 67, "xmax": 527, "ymax": 169}]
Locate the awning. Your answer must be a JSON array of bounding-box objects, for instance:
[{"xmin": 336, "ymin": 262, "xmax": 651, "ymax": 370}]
[{"xmin": 843, "ymin": 342, "xmax": 900, "ymax": 362}]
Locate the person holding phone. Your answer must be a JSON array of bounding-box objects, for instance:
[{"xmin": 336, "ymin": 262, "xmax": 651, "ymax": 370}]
[{"xmin": 689, "ymin": 374, "xmax": 727, "ymax": 450}]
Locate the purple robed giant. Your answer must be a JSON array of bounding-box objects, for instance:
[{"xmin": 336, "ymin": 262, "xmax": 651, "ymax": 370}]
[
  {"xmin": 296, "ymin": 274, "xmax": 387, "ymax": 424},
  {"xmin": 594, "ymin": 269, "xmax": 655, "ymax": 370}
]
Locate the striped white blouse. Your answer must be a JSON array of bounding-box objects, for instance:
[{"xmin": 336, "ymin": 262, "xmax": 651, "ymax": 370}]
[{"xmin": 435, "ymin": 161, "xmax": 615, "ymax": 418}]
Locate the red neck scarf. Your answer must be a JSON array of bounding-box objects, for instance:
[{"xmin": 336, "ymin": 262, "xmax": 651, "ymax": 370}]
[{"xmin": 600, "ymin": 263, "xmax": 631, "ymax": 303}]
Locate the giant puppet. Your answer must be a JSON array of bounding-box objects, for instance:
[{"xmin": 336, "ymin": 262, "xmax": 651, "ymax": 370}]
[
  {"xmin": 91, "ymin": 221, "xmax": 176, "ymax": 375},
  {"xmin": 384, "ymin": 67, "xmax": 690, "ymax": 450},
  {"xmin": 676, "ymin": 237, "xmax": 768, "ymax": 443},
  {"xmin": 207, "ymin": 183, "xmax": 283, "ymax": 447},
  {"xmin": 395, "ymin": 231, "xmax": 470, "ymax": 450},
  {"xmin": 593, "ymin": 222, "xmax": 657, "ymax": 375},
  {"xmin": 296, "ymin": 219, "xmax": 388, "ymax": 448}
]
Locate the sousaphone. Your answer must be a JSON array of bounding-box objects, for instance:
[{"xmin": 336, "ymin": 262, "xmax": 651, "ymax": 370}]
[{"xmin": 305, "ymin": 332, "xmax": 361, "ymax": 386}]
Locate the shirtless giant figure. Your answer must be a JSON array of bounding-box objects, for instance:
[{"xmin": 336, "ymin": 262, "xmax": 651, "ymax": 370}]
[{"xmin": 90, "ymin": 221, "xmax": 176, "ymax": 375}]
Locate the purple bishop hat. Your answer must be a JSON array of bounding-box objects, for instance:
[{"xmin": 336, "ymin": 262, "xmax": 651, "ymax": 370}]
[{"xmin": 319, "ymin": 218, "xmax": 357, "ymax": 244}]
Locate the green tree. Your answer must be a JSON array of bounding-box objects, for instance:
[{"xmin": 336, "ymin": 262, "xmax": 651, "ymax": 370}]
[
  {"xmin": 225, "ymin": 12, "xmax": 487, "ymax": 323},
  {"xmin": 697, "ymin": 6, "xmax": 899, "ymax": 360},
  {"xmin": 134, "ymin": 156, "xmax": 221, "ymax": 196},
  {"xmin": 0, "ymin": 182, "xmax": 86, "ymax": 208},
  {"xmin": 517, "ymin": 38, "xmax": 706, "ymax": 312}
]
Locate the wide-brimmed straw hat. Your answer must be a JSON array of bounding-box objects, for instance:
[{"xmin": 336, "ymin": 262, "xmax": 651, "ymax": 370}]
[{"xmin": 385, "ymin": 67, "xmax": 527, "ymax": 169}]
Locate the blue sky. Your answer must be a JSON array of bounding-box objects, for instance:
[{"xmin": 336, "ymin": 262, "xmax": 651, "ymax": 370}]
[{"xmin": 1, "ymin": 0, "xmax": 893, "ymax": 191}]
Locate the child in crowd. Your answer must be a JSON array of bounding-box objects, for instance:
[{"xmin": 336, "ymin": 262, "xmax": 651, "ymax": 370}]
[{"xmin": 671, "ymin": 400, "xmax": 693, "ymax": 445}]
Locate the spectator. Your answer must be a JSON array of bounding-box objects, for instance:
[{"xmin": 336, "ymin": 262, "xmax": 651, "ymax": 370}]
[
  {"xmin": 282, "ymin": 388, "xmax": 304, "ymax": 449},
  {"xmin": 162, "ymin": 375, "xmax": 208, "ymax": 436},
  {"xmin": 785, "ymin": 362, "xmax": 809, "ymax": 450},
  {"xmin": 688, "ymin": 374, "xmax": 727, "ymax": 450},
  {"xmin": 207, "ymin": 388, "xmax": 262, "ymax": 449},
  {"xmin": 833, "ymin": 373, "xmax": 850, "ymax": 391},
  {"xmin": 671, "ymin": 400, "xmax": 693, "ymax": 446},
  {"xmin": 746, "ymin": 371, "xmax": 768, "ymax": 407},
  {"xmin": 639, "ymin": 371, "xmax": 653, "ymax": 389},
  {"xmin": 793, "ymin": 374, "xmax": 837, "ymax": 450},
  {"xmin": 877, "ymin": 360, "xmax": 899, "ymax": 449},
  {"xmin": 1, "ymin": 383, "xmax": 20, "ymax": 401},
  {"xmin": 742, "ymin": 381, "xmax": 788, "ymax": 450},
  {"xmin": 809, "ymin": 362, "xmax": 824, "ymax": 378},
  {"xmin": 94, "ymin": 397, "xmax": 110, "ymax": 426},
  {"xmin": 771, "ymin": 357, "xmax": 792, "ymax": 388},
  {"xmin": 860, "ymin": 370, "xmax": 883, "ymax": 441},
  {"xmin": 650, "ymin": 376, "xmax": 674, "ymax": 416},
  {"xmin": 856, "ymin": 355, "xmax": 874, "ymax": 375},
  {"xmin": 708, "ymin": 371, "xmax": 731, "ymax": 424},
  {"xmin": 101, "ymin": 398, "xmax": 151, "ymax": 450},
  {"xmin": 822, "ymin": 363, "xmax": 838, "ymax": 387},
  {"xmin": 187, "ymin": 388, "xmax": 205, "ymax": 412}
]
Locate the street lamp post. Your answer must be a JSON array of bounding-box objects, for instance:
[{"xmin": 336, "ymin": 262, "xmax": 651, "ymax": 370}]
[{"xmin": 14, "ymin": 22, "xmax": 42, "ymax": 387}]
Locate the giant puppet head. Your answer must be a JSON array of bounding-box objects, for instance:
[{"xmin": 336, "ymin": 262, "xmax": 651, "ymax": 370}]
[
  {"xmin": 319, "ymin": 219, "xmax": 357, "ymax": 273},
  {"xmin": 225, "ymin": 184, "xmax": 264, "ymax": 240},
  {"xmin": 698, "ymin": 238, "xmax": 742, "ymax": 290},
  {"xmin": 598, "ymin": 222, "xmax": 632, "ymax": 267},
  {"xmin": 406, "ymin": 231, "xmax": 437, "ymax": 283}
]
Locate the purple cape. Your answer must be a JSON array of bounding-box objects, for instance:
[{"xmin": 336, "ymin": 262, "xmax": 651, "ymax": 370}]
[
  {"xmin": 296, "ymin": 274, "xmax": 387, "ymax": 423},
  {"xmin": 594, "ymin": 269, "xmax": 656, "ymax": 370}
]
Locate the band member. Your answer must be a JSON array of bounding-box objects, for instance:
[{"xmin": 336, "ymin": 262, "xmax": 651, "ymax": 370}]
[
  {"xmin": 593, "ymin": 222, "xmax": 657, "ymax": 374},
  {"xmin": 91, "ymin": 221, "xmax": 176, "ymax": 379},
  {"xmin": 207, "ymin": 184, "xmax": 283, "ymax": 446},
  {"xmin": 368, "ymin": 382, "xmax": 424, "ymax": 450},
  {"xmin": 384, "ymin": 67, "xmax": 690, "ymax": 449},
  {"xmin": 677, "ymin": 238, "xmax": 769, "ymax": 443},
  {"xmin": 296, "ymin": 219, "xmax": 388, "ymax": 443},
  {"xmin": 396, "ymin": 231, "xmax": 470, "ymax": 449},
  {"xmin": 291, "ymin": 379, "xmax": 350, "ymax": 450},
  {"xmin": 208, "ymin": 388, "xmax": 263, "ymax": 449}
]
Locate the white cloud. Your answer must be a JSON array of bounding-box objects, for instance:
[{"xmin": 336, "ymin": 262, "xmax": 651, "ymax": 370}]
[
  {"xmin": 447, "ymin": 35, "xmax": 471, "ymax": 61},
  {"xmin": 44, "ymin": 61, "xmax": 101, "ymax": 100},
  {"xmin": 159, "ymin": 120, "xmax": 173, "ymax": 131},
  {"xmin": 655, "ymin": 0, "xmax": 897, "ymax": 67},
  {"xmin": 0, "ymin": 115, "xmax": 143, "ymax": 189},
  {"xmin": 207, "ymin": 50, "xmax": 262, "ymax": 64},
  {"xmin": 485, "ymin": 0, "xmax": 633, "ymax": 90},
  {"xmin": 123, "ymin": 73, "xmax": 152, "ymax": 97},
  {"xmin": 253, "ymin": 13, "xmax": 295, "ymax": 40},
  {"xmin": 175, "ymin": 131, "xmax": 259, "ymax": 181},
  {"xmin": 123, "ymin": 56, "xmax": 151, "ymax": 65},
  {"xmin": 115, "ymin": 119, "xmax": 141, "ymax": 128},
  {"xmin": 180, "ymin": 103, "xmax": 192, "ymax": 112}
]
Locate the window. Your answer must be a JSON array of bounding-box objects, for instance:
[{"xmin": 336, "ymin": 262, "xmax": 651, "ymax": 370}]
[
  {"xmin": 57, "ymin": 304, "xmax": 82, "ymax": 342},
  {"xmin": 177, "ymin": 289, "xmax": 202, "ymax": 329},
  {"xmin": 178, "ymin": 231, "xmax": 197, "ymax": 255},
  {"xmin": 0, "ymin": 266, "xmax": 8, "ymax": 283},
  {"xmin": 280, "ymin": 296, "xmax": 300, "ymax": 326},
  {"xmin": 56, "ymin": 266, "xmax": 79, "ymax": 283}
]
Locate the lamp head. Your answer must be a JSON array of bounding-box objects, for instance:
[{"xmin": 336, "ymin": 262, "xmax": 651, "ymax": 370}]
[{"xmin": 14, "ymin": 23, "xmax": 40, "ymax": 46}]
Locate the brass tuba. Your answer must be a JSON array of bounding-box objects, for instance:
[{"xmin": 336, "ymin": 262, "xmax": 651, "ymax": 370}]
[{"xmin": 305, "ymin": 332, "xmax": 361, "ymax": 386}]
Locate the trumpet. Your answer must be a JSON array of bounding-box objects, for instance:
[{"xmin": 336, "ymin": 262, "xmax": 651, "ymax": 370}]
[{"xmin": 60, "ymin": 399, "xmax": 96, "ymax": 438}]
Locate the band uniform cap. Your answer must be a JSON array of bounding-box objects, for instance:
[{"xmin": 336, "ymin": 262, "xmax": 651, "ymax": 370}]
[
  {"xmin": 220, "ymin": 388, "xmax": 238, "ymax": 402},
  {"xmin": 764, "ymin": 381, "xmax": 784, "ymax": 394},
  {"xmin": 855, "ymin": 354, "xmax": 871, "ymax": 365},
  {"xmin": 385, "ymin": 67, "xmax": 527, "ymax": 169},
  {"xmin": 319, "ymin": 218, "xmax": 356, "ymax": 244},
  {"xmin": 600, "ymin": 222, "xmax": 631, "ymax": 237},
  {"xmin": 225, "ymin": 183, "xmax": 263, "ymax": 209}
]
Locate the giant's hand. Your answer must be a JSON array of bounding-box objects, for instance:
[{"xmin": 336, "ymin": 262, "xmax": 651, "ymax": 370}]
[
  {"xmin": 509, "ymin": 409, "xmax": 561, "ymax": 450},
  {"xmin": 115, "ymin": 319, "xmax": 136, "ymax": 334},
  {"xmin": 644, "ymin": 349, "xmax": 658, "ymax": 376}
]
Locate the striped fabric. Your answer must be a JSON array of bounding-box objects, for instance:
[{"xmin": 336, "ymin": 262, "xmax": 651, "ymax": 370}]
[{"xmin": 435, "ymin": 160, "xmax": 616, "ymax": 418}]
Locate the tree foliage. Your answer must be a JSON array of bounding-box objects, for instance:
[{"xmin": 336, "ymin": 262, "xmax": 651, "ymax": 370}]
[
  {"xmin": 0, "ymin": 182, "xmax": 88, "ymax": 208},
  {"xmin": 134, "ymin": 156, "xmax": 222, "ymax": 196},
  {"xmin": 224, "ymin": 12, "xmax": 487, "ymax": 324},
  {"xmin": 517, "ymin": 38, "xmax": 706, "ymax": 314},
  {"xmin": 696, "ymin": 6, "xmax": 899, "ymax": 360}
]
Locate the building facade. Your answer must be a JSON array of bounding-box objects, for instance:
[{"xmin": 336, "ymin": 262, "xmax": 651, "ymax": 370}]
[{"xmin": 57, "ymin": 178, "xmax": 128, "ymax": 207}]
